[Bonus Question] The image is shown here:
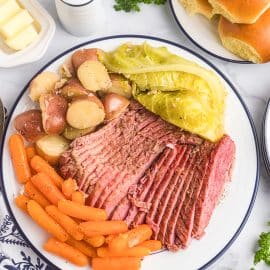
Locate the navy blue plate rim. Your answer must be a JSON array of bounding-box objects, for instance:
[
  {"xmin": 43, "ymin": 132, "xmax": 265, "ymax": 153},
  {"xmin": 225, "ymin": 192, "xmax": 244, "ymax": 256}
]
[
  {"xmin": 0, "ymin": 34, "xmax": 260, "ymax": 270},
  {"xmin": 168, "ymin": 0, "xmax": 252, "ymax": 64}
]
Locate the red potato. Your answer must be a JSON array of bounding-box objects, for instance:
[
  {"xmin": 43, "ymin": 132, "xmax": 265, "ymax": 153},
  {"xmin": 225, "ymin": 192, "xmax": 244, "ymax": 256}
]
[
  {"xmin": 66, "ymin": 96, "xmax": 105, "ymax": 129},
  {"xmin": 60, "ymin": 78, "xmax": 89, "ymax": 100},
  {"xmin": 108, "ymin": 74, "xmax": 132, "ymax": 98},
  {"xmin": 29, "ymin": 71, "xmax": 59, "ymax": 102},
  {"xmin": 35, "ymin": 135, "xmax": 69, "ymax": 165},
  {"xmin": 71, "ymin": 48, "xmax": 99, "ymax": 71},
  {"xmin": 14, "ymin": 110, "xmax": 45, "ymax": 142},
  {"xmin": 59, "ymin": 56, "xmax": 75, "ymax": 78},
  {"xmin": 39, "ymin": 94, "xmax": 68, "ymax": 135},
  {"xmin": 77, "ymin": 60, "xmax": 112, "ymax": 92},
  {"xmin": 102, "ymin": 93, "xmax": 130, "ymax": 121}
]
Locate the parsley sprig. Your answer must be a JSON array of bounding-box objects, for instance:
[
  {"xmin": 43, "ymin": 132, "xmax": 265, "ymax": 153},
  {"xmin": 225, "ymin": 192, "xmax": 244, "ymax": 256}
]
[
  {"xmin": 114, "ymin": 0, "xmax": 167, "ymax": 12},
  {"xmin": 254, "ymin": 231, "xmax": 270, "ymax": 266}
]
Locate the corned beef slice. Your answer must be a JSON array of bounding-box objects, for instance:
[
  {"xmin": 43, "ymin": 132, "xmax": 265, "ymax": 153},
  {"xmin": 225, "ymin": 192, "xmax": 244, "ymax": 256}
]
[{"xmin": 59, "ymin": 101, "xmax": 235, "ymax": 251}]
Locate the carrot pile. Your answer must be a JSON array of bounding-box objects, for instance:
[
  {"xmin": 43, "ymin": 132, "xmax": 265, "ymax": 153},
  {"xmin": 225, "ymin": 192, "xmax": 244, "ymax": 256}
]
[{"xmin": 9, "ymin": 133, "xmax": 162, "ymax": 270}]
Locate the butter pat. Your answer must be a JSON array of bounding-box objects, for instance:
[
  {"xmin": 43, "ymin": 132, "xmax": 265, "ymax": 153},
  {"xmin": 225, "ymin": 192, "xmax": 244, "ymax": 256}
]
[
  {"xmin": 5, "ymin": 24, "xmax": 38, "ymax": 50},
  {"xmin": 0, "ymin": 0, "xmax": 21, "ymax": 25},
  {"xmin": 0, "ymin": 9, "xmax": 33, "ymax": 39}
]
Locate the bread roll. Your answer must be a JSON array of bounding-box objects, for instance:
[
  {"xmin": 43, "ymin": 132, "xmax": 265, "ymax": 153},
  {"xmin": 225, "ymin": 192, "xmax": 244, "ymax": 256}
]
[
  {"xmin": 209, "ymin": 0, "xmax": 270, "ymax": 24},
  {"xmin": 179, "ymin": 0, "xmax": 213, "ymax": 19},
  {"xmin": 218, "ymin": 9, "xmax": 270, "ymax": 63}
]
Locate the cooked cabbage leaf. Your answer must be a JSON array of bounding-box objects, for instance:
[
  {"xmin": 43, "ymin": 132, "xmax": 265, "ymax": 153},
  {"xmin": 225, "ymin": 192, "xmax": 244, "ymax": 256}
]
[{"xmin": 100, "ymin": 43, "xmax": 227, "ymax": 142}]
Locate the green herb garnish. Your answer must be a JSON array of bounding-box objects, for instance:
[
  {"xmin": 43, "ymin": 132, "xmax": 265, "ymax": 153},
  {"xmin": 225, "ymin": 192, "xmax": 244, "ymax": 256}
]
[
  {"xmin": 254, "ymin": 231, "xmax": 270, "ymax": 266},
  {"xmin": 114, "ymin": 0, "xmax": 166, "ymax": 12}
]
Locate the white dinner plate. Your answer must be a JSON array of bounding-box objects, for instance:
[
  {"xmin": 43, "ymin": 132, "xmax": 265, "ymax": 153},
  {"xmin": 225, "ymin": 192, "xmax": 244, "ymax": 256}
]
[
  {"xmin": 169, "ymin": 0, "xmax": 251, "ymax": 63},
  {"xmin": 262, "ymin": 99, "xmax": 270, "ymax": 176},
  {"xmin": 0, "ymin": 35, "xmax": 259, "ymax": 270}
]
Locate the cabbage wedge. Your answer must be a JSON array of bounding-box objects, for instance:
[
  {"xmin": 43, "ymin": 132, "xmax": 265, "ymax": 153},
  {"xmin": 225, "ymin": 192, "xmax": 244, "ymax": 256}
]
[{"xmin": 100, "ymin": 43, "xmax": 227, "ymax": 142}]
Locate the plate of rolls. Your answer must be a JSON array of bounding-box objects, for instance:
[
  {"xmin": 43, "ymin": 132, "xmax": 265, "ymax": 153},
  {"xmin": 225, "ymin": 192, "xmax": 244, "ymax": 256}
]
[{"xmin": 169, "ymin": 0, "xmax": 270, "ymax": 63}]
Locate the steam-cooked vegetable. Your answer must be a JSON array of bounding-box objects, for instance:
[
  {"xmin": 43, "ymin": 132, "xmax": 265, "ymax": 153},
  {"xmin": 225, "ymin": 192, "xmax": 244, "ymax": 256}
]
[
  {"xmin": 35, "ymin": 135, "xmax": 69, "ymax": 165},
  {"xmin": 29, "ymin": 72, "xmax": 59, "ymax": 102},
  {"xmin": 107, "ymin": 74, "xmax": 132, "ymax": 98},
  {"xmin": 135, "ymin": 86, "xmax": 224, "ymax": 142},
  {"xmin": 77, "ymin": 60, "xmax": 112, "ymax": 92},
  {"xmin": 60, "ymin": 78, "xmax": 88, "ymax": 100},
  {"xmin": 14, "ymin": 110, "xmax": 45, "ymax": 142},
  {"xmin": 63, "ymin": 125, "xmax": 95, "ymax": 140},
  {"xmin": 71, "ymin": 48, "xmax": 99, "ymax": 71},
  {"xmin": 59, "ymin": 57, "xmax": 75, "ymax": 79},
  {"xmin": 101, "ymin": 43, "xmax": 226, "ymax": 142},
  {"xmin": 66, "ymin": 96, "xmax": 105, "ymax": 129},
  {"xmin": 40, "ymin": 94, "xmax": 68, "ymax": 135},
  {"xmin": 103, "ymin": 93, "xmax": 130, "ymax": 121}
]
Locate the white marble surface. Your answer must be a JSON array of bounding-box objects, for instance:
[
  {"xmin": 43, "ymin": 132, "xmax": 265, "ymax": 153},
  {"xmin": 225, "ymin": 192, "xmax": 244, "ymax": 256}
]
[{"xmin": 0, "ymin": 1, "xmax": 270, "ymax": 269}]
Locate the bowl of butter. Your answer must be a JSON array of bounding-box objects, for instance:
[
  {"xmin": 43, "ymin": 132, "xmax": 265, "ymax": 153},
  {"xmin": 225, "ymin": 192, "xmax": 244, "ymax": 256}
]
[{"xmin": 0, "ymin": 0, "xmax": 55, "ymax": 67}]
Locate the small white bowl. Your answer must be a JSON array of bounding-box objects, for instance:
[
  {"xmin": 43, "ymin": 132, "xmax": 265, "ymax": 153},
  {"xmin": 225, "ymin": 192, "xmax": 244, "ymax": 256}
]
[{"xmin": 0, "ymin": 0, "xmax": 55, "ymax": 68}]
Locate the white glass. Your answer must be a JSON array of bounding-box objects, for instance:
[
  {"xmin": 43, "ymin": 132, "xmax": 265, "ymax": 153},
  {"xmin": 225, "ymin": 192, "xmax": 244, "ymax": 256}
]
[{"xmin": 55, "ymin": 0, "xmax": 106, "ymax": 36}]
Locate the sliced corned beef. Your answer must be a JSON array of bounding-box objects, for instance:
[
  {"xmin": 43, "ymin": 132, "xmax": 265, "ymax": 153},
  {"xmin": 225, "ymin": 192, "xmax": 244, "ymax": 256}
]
[
  {"xmin": 59, "ymin": 101, "xmax": 235, "ymax": 252},
  {"xmin": 192, "ymin": 135, "xmax": 235, "ymax": 238}
]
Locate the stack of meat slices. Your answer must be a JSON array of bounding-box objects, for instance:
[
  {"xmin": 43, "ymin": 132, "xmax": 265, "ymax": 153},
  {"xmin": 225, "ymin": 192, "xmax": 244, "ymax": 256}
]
[{"xmin": 60, "ymin": 101, "xmax": 235, "ymax": 251}]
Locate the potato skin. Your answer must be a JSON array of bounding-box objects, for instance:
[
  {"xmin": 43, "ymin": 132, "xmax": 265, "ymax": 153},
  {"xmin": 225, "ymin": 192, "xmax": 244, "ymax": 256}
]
[
  {"xmin": 40, "ymin": 94, "xmax": 68, "ymax": 135},
  {"xmin": 72, "ymin": 48, "xmax": 98, "ymax": 71},
  {"xmin": 60, "ymin": 78, "xmax": 89, "ymax": 100},
  {"xmin": 103, "ymin": 93, "xmax": 130, "ymax": 121},
  {"xmin": 29, "ymin": 71, "xmax": 59, "ymax": 102},
  {"xmin": 14, "ymin": 110, "xmax": 45, "ymax": 142}
]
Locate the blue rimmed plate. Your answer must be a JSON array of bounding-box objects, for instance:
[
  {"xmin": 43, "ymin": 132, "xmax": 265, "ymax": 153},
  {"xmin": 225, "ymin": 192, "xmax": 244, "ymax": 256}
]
[
  {"xmin": 169, "ymin": 0, "xmax": 251, "ymax": 63},
  {"xmin": 0, "ymin": 35, "xmax": 259, "ymax": 270},
  {"xmin": 262, "ymin": 99, "xmax": 270, "ymax": 176}
]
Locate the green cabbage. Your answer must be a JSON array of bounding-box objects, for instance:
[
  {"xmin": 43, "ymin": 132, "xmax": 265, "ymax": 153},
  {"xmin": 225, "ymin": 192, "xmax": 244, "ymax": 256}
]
[{"xmin": 100, "ymin": 43, "xmax": 227, "ymax": 142}]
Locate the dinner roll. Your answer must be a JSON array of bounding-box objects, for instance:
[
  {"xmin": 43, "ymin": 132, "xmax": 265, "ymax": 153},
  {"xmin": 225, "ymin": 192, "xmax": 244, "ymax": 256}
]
[
  {"xmin": 179, "ymin": 0, "xmax": 213, "ymax": 19},
  {"xmin": 218, "ymin": 9, "xmax": 270, "ymax": 63},
  {"xmin": 209, "ymin": 0, "xmax": 270, "ymax": 24}
]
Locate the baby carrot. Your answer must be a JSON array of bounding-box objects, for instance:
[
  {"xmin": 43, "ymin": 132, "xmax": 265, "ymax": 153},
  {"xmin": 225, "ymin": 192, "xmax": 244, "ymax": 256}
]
[
  {"xmin": 92, "ymin": 257, "xmax": 141, "ymax": 270},
  {"xmin": 9, "ymin": 134, "xmax": 31, "ymax": 184},
  {"xmin": 138, "ymin": 240, "xmax": 162, "ymax": 252},
  {"xmin": 79, "ymin": 221, "xmax": 128, "ymax": 237},
  {"xmin": 62, "ymin": 178, "xmax": 78, "ymax": 199},
  {"xmin": 105, "ymin": 235, "xmax": 115, "ymax": 245},
  {"xmin": 27, "ymin": 200, "xmax": 68, "ymax": 242},
  {"xmin": 25, "ymin": 146, "xmax": 36, "ymax": 174},
  {"xmin": 31, "ymin": 173, "xmax": 65, "ymax": 206},
  {"xmin": 84, "ymin": 235, "xmax": 105, "ymax": 248},
  {"xmin": 71, "ymin": 191, "xmax": 85, "ymax": 205},
  {"xmin": 46, "ymin": 205, "xmax": 84, "ymax": 241},
  {"xmin": 58, "ymin": 199, "xmax": 107, "ymax": 221},
  {"xmin": 126, "ymin": 225, "xmax": 152, "ymax": 248},
  {"xmin": 44, "ymin": 238, "xmax": 88, "ymax": 266},
  {"xmin": 24, "ymin": 181, "xmax": 50, "ymax": 208},
  {"xmin": 108, "ymin": 234, "xmax": 128, "ymax": 251},
  {"xmin": 97, "ymin": 246, "xmax": 150, "ymax": 258},
  {"xmin": 25, "ymin": 146, "xmax": 36, "ymax": 162},
  {"xmin": 30, "ymin": 155, "xmax": 63, "ymax": 188},
  {"xmin": 67, "ymin": 237, "xmax": 97, "ymax": 257},
  {"xmin": 14, "ymin": 194, "xmax": 30, "ymax": 212}
]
